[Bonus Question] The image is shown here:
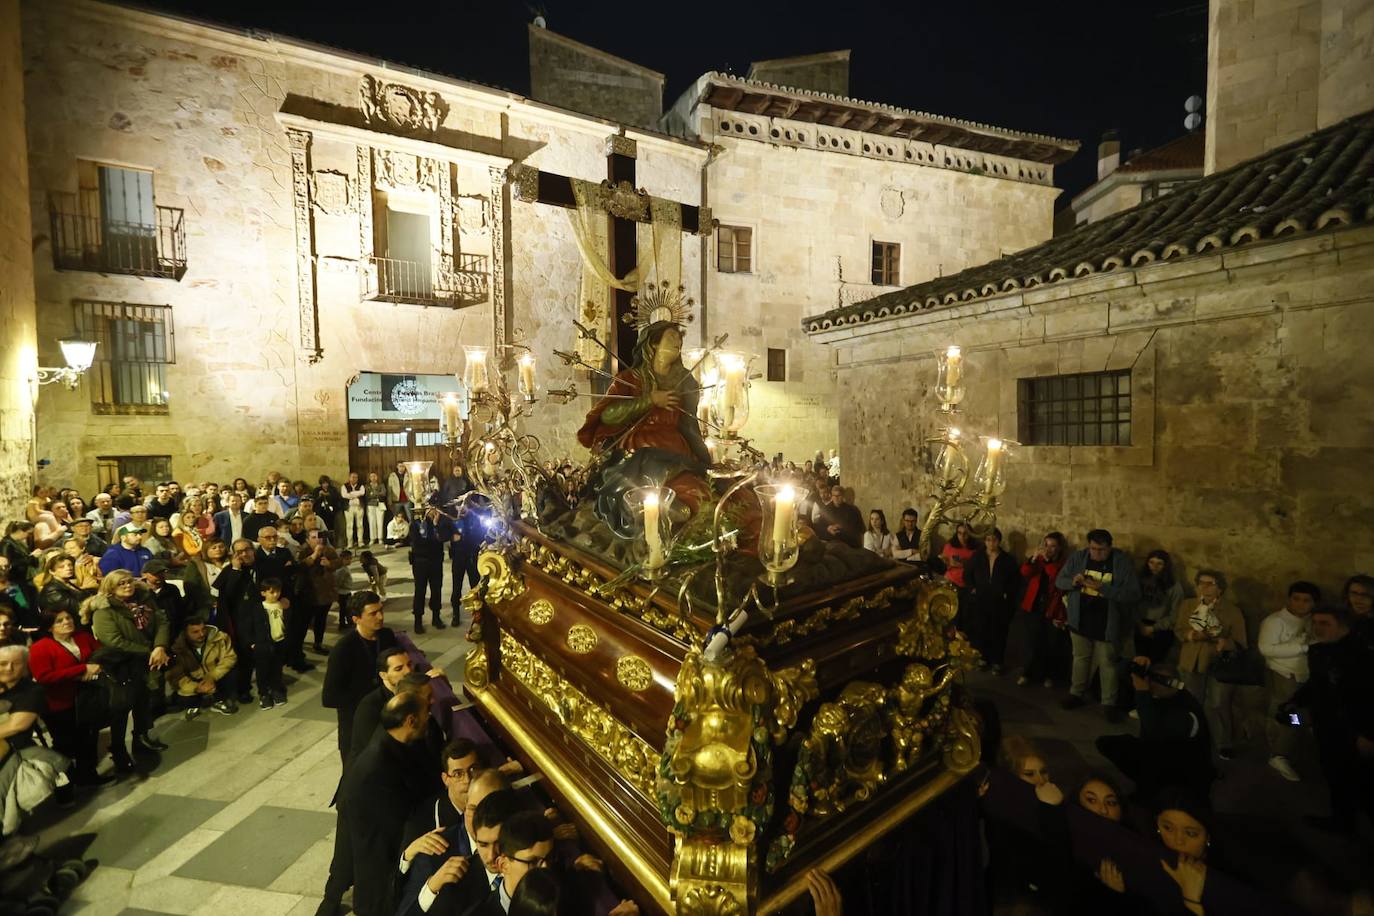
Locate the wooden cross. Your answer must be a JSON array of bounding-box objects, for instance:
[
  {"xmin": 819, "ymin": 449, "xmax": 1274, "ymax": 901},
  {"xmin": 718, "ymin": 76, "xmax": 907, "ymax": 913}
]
[{"xmin": 509, "ymin": 134, "xmax": 710, "ymax": 367}]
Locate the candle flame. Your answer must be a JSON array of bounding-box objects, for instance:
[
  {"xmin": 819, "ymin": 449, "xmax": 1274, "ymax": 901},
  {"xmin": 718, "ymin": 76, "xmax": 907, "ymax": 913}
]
[
  {"xmin": 643, "ymin": 490, "xmax": 659, "ymax": 508},
  {"xmin": 778, "ymin": 484, "xmax": 795, "ymax": 502},
  {"xmin": 987, "ymin": 438, "xmax": 1003, "ymax": 451},
  {"xmin": 518, "ymin": 353, "xmax": 534, "ymax": 366},
  {"xmin": 949, "ymin": 427, "xmax": 961, "ymax": 440},
  {"xmin": 484, "ymin": 441, "xmax": 496, "ymax": 452},
  {"xmin": 946, "ymin": 345, "xmax": 961, "ymax": 358}
]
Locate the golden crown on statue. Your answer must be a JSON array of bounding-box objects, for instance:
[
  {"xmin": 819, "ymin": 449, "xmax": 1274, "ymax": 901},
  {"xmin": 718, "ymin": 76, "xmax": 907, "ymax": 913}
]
[{"xmin": 623, "ymin": 279, "xmax": 695, "ymax": 329}]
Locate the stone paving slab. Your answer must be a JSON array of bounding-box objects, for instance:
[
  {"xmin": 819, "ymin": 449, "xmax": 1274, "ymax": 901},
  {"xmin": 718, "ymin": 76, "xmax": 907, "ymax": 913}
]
[
  {"xmin": 173, "ymin": 805, "xmax": 334, "ymax": 889},
  {"xmin": 85, "ymin": 795, "xmax": 227, "ymax": 871}
]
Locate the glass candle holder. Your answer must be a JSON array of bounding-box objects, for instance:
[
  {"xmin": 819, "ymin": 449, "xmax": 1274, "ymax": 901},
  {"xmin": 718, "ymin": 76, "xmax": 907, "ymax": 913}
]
[
  {"xmin": 463, "ymin": 345, "xmax": 490, "ymax": 396},
  {"xmin": 624, "ymin": 486, "xmax": 675, "ymax": 579},
  {"xmin": 404, "ymin": 460, "xmax": 433, "ymax": 505},
  {"xmin": 517, "ymin": 353, "xmax": 536, "ymax": 402},
  {"xmin": 972, "ymin": 437, "xmax": 1016, "ymax": 498},
  {"xmin": 935, "ymin": 345, "xmax": 966, "ymax": 409},
  {"xmin": 936, "ymin": 427, "xmax": 967, "ymax": 487},
  {"xmin": 439, "ymin": 391, "xmax": 463, "ymax": 443},
  {"xmin": 709, "ymin": 351, "xmax": 753, "ymax": 438},
  {"xmin": 756, "ymin": 483, "xmax": 805, "ymax": 587},
  {"xmin": 704, "ymin": 436, "xmax": 723, "ymax": 466}
]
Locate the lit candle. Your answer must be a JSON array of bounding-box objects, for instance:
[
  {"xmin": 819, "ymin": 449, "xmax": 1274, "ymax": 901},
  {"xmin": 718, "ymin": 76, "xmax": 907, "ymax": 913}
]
[
  {"xmin": 439, "ymin": 392, "xmax": 462, "ymax": 438},
  {"xmin": 772, "ymin": 485, "xmax": 796, "ymax": 562},
  {"xmin": 643, "ymin": 490, "xmax": 664, "ymax": 568},
  {"xmin": 944, "ymin": 346, "xmax": 962, "ymax": 389},
  {"xmin": 983, "ymin": 438, "xmax": 1003, "ymax": 495},
  {"xmin": 940, "ymin": 428, "xmax": 962, "ymax": 482},
  {"xmin": 698, "ymin": 367, "xmax": 718, "ymax": 426},
  {"xmin": 464, "ymin": 347, "xmax": 489, "ymax": 394},
  {"xmin": 721, "ymin": 356, "xmax": 746, "ymax": 431},
  {"xmin": 518, "ymin": 353, "xmax": 536, "ymax": 400}
]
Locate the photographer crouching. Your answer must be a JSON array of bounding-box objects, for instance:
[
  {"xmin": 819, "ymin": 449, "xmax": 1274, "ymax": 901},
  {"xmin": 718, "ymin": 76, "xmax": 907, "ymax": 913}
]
[{"xmin": 1096, "ymin": 656, "xmax": 1215, "ymax": 803}]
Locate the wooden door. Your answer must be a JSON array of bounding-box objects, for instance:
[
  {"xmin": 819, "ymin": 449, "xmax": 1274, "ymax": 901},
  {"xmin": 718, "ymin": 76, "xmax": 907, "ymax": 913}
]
[{"xmin": 347, "ymin": 419, "xmax": 451, "ymax": 490}]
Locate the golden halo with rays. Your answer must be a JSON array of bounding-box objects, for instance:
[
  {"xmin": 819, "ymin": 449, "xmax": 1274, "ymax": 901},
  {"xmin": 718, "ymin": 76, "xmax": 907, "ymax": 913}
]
[{"xmin": 623, "ymin": 279, "xmax": 696, "ymax": 329}]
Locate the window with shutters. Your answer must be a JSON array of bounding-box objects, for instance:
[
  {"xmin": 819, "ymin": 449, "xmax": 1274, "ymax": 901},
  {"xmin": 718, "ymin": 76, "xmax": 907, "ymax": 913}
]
[{"xmin": 716, "ymin": 225, "xmax": 753, "ymax": 273}]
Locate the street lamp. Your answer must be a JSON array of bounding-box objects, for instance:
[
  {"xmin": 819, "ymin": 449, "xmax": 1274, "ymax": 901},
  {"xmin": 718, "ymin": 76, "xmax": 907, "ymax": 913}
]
[{"xmin": 36, "ymin": 336, "xmax": 98, "ymax": 389}]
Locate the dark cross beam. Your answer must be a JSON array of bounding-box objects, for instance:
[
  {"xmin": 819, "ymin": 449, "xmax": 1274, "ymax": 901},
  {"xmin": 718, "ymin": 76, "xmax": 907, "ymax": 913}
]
[{"xmin": 510, "ymin": 135, "xmax": 707, "ymax": 368}]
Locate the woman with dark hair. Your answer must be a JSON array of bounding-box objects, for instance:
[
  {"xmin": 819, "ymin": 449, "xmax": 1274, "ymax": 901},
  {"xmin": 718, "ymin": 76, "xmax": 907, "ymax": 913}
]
[
  {"xmin": 28, "ymin": 609, "xmax": 111, "ymax": 785},
  {"xmin": 1136, "ymin": 550, "xmax": 1183, "ymax": 662},
  {"xmin": 940, "ymin": 522, "xmax": 980, "ymax": 590},
  {"xmin": 183, "ymin": 538, "xmax": 229, "ymax": 622},
  {"xmin": 862, "ymin": 509, "xmax": 895, "ymax": 558},
  {"xmin": 508, "ymin": 868, "xmax": 560, "ymax": 916},
  {"xmin": 37, "ymin": 552, "xmax": 93, "ymax": 620},
  {"xmin": 969, "ymin": 528, "xmax": 1020, "ymax": 674}
]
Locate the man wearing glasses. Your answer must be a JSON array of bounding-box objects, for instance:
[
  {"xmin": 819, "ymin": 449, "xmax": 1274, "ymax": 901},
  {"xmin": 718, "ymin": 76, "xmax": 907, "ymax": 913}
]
[{"xmin": 399, "ymin": 740, "xmax": 483, "ymax": 877}]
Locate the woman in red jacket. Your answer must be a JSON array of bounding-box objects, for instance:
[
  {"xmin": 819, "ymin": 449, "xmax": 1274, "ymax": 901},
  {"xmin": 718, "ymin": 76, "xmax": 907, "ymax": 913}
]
[
  {"xmin": 1016, "ymin": 532, "xmax": 1069, "ymax": 689},
  {"xmin": 28, "ymin": 609, "xmax": 112, "ymax": 785}
]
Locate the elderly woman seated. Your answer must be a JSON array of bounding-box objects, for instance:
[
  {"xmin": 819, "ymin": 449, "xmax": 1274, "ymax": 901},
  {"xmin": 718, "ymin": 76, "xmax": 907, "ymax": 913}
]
[{"xmin": 0, "ymin": 644, "xmax": 70, "ymax": 864}]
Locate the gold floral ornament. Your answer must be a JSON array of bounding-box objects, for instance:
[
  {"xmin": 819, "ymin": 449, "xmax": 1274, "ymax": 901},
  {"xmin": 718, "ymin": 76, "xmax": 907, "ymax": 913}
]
[
  {"xmin": 567, "ymin": 624, "xmax": 598, "ymax": 654},
  {"xmin": 478, "ymin": 550, "xmax": 525, "ymax": 605},
  {"xmin": 616, "ymin": 655, "xmax": 654, "ymax": 692},
  {"xmin": 527, "ymin": 599, "xmax": 554, "ymax": 626}
]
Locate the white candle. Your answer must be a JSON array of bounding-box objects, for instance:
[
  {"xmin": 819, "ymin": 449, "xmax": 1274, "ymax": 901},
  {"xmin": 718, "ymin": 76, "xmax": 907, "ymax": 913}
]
[
  {"xmin": 440, "ymin": 393, "xmax": 462, "ymax": 437},
  {"xmin": 705, "ymin": 437, "xmax": 721, "ymax": 464},
  {"xmin": 772, "ymin": 485, "xmax": 796, "ymax": 562},
  {"xmin": 465, "ymin": 348, "xmax": 489, "ymax": 394},
  {"xmin": 643, "ymin": 490, "xmax": 664, "ymax": 568},
  {"xmin": 721, "ymin": 357, "xmax": 745, "ymax": 431},
  {"xmin": 945, "ymin": 346, "xmax": 962, "ymax": 389},
  {"xmin": 518, "ymin": 354, "xmax": 536, "ymax": 399},
  {"xmin": 984, "ymin": 438, "xmax": 1003, "ymax": 495}
]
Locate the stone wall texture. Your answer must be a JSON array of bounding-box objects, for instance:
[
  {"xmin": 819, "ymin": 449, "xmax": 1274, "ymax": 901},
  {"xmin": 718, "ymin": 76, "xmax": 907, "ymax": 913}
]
[
  {"xmin": 1206, "ymin": 0, "xmax": 1374, "ymax": 173},
  {"xmin": 701, "ymin": 117, "xmax": 1059, "ymax": 462},
  {"xmin": 0, "ymin": 0, "xmax": 36, "ymax": 519},
  {"xmin": 527, "ymin": 26, "xmax": 663, "ymax": 130},
  {"xmin": 22, "ymin": 0, "xmax": 703, "ymax": 494},
  {"xmin": 819, "ymin": 227, "xmax": 1374, "ymax": 626}
]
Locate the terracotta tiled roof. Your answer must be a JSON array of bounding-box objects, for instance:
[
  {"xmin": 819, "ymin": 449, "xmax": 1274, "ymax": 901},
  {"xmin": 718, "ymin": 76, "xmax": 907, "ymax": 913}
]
[
  {"xmin": 1117, "ymin": 132, "xmax": 1205, "ymax": 174},
  {"xmin": 804, "ymin": 110, "xmax": 1374, "ymax": 335}
]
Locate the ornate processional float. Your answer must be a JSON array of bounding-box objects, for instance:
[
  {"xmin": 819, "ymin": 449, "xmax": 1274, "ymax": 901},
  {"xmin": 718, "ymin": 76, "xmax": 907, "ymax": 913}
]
[{"xmin": 421, "ymin": 287, "xmax": 1012, "ymax": 914}]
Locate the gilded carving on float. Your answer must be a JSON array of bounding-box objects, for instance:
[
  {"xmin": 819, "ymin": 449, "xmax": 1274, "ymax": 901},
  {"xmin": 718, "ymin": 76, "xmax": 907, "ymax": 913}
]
[
  {"xmin": 527, "ymin": 599, "xmax": 554, "ymax": 626},
  {"xmin": 942, "ymin": 705, "xmax": 982, "ymax": 775},
  {"xmin": 499, "ymin": 631, "xmax": 658, "ymax": 796},
  {"xmin": 479, "ymin": 550, "xmax": 526, "ymax": 604},
  {"xmin": 567, "ymin": 624, "xmax": 598, "ymax": 654},
  {"xmin": 616, "ymin": 655, "xmax": 654, "ymax": 692},
  {"xmin": 464, "ymin": 644, "xmax": 489, "ymax": 690}
]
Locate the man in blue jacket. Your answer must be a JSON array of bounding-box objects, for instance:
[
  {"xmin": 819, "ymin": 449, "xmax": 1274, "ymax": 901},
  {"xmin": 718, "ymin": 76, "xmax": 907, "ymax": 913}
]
[{"xmin": 1056, "ymin": 528, "xmax": 1140, "ymax": 722}]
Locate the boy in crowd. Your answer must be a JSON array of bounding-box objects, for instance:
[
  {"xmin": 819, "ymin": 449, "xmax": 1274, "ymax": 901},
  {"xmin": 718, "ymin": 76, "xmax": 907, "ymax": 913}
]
[{"xmin": 243, "ymin": 576, "xmax": 290, "ymax": 708}]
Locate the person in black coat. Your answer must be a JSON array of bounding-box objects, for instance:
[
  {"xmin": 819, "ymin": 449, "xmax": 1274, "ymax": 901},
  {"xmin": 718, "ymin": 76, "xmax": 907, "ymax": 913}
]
[
  {"xmin": 967, "ymin": 528, "xmax": 1021, "ymax": 673},
  {"xmin": 408, "ymin": 501, "xmax": 455, "ymax": 634},
  {"xmin": 448, "ymin": 495, "xmax": 489, "ymax": 627},
  {"xmin": 322, "ymin": 591, "xmax": 396, "ymax": 765},
  {"xmin": 321, "ymin": 691, "xmax": 435, "ymax": 916},
  {"xmin": 214, "ymin": 539, "xmax": 262, "ymax": 704}
]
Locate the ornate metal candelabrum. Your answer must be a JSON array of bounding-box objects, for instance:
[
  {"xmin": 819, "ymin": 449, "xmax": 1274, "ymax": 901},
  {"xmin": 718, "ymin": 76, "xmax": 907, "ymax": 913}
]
[{"xmin": 917, "ymin": 345, "xmax": 1018, "ymax": 556}]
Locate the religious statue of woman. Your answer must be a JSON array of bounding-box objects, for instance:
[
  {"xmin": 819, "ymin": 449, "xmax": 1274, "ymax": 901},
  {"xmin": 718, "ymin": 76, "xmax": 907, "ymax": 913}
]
[{"xmin": 577, "ymin": 320, "xmax": 715, "ymax": 535}]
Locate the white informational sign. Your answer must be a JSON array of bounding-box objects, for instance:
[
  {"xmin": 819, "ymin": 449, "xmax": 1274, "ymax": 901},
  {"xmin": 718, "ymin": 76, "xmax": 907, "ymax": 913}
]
[{"xmin": 346, "ymin": 372, "xmax": 466, "ymax": 421}]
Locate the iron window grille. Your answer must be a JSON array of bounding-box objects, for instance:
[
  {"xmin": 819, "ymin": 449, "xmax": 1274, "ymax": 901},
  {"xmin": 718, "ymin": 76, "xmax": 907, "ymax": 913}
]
[
  {"xmin": 75, "ymin": 301, "xmax": 176, "ymax": 415},
  {"xmin": 48, "ymin": 165, "xmax": 187, "ymax": 280},
  {"xmin": 1017, "ymin": 369, "xmax": 1132, "ymax": 446},
  {"xmin": 97, "ymin": 456, "xmax": 173, "ymax": 491}
]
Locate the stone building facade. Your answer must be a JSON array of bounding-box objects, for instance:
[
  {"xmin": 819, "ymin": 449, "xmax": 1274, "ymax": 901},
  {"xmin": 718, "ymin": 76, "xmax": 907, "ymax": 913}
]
[
  {"xmin": 0, "ymin": 0, "xmax": 37, "ymax": 520},
  {"xmin": 15, "ymin": 0, "xmax": 1073, "ymax": 496}
]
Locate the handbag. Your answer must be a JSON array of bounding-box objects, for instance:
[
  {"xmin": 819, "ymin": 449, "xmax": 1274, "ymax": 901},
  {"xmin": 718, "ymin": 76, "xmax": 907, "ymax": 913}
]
[
  {"xmin": 1209, "ymin": 647, "xmax": 1266, "ymax": 686},
  {"xmin": 75, "ymin": 666, "xmax": 139, "ymax": 728}
]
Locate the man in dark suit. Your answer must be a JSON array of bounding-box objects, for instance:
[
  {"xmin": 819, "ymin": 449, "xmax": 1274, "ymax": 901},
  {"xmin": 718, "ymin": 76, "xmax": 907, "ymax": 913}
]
[
  {"xmin": 399, "ymin": 739, "xmax": 482, "ymax": 865},
  {"xmin": 409, "ymin": 500, "xmax": 455, "ymax": 634},
  {"xmin": 214, "ymin": 538, "xmax": 262, "ymax": 704},
  {"xmin": 406, "ymin": 789, "xmax": 524, "ymax": 916},
  {"xmin": 212, "ymin": 491, "xmax": 247, "ymax": 546},
  {"xmin": 322, "ymin": 591, "xmax": 396, "ymax": 765},
  {"xmin": 321, "ymin": 691, "xmax": 433, "ymax": 916},
  {"xmin": 253, "ymin": 525, "xmax": 297, "ymax": 593},
  {"xmin": 465, "ymin": 810, "xmax": 555, "ymax": 916},
  {"xmin": 351, "ymin": 666, "xmax": 447, "ymax": 783}
]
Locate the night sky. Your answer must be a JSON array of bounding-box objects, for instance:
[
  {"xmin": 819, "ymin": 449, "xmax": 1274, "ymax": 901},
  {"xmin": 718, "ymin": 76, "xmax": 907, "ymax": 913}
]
[{"xmin": 143, "ymin": 0, "xmax": 1208, "ymax": 203}]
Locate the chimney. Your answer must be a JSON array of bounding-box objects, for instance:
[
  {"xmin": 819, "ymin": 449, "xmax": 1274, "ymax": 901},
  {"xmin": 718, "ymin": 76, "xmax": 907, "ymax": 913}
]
[{"xmin": 1097, "ymin": 130, "xmax": 1121, "ymax": 180}]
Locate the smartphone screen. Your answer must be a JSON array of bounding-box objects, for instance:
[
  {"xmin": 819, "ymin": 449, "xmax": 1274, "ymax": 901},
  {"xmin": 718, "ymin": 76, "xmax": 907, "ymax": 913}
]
[{"xmin": 1288, "ymin": 712, "xmax": 1302, "ymax": 726}]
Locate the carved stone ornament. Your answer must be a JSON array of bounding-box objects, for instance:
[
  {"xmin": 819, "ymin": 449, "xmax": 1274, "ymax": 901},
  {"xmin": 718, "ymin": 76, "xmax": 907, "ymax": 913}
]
[
  {"xmin": 359, "ymin": 74, "xmax": 449, "ymax": 133},
  {"xmin": 527, "ymin": 599, "xmax": 554, "ymax": 626},
  {"xmin": 566, "ymin": 624, "xmax": 597, "ymax": 654},
  {"xmin": 456, "ymin": 194, "xmax": 489, "ymax": 233},
  {"xmin": 508, "ymin": 164, "xmax": 539, "ymax": 203},
  {"xmin": 880, "ymin": 186, "xmax": 905, "ymax": 219},
  {"xmin": 615, "ymin": 655, "xmax": 653, "ymax": 692},
  {"xmin": 374, "ymin": 150, "xmax": 441, "ymax": 192},
  {"xmin": 311, "ymin": 170, "xmax": 352, "ymax": 216}
]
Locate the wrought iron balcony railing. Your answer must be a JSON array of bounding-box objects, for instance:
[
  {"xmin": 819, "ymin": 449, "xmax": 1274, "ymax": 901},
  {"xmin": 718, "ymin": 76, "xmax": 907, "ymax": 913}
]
[
  {"xmin": 361, "ymin": 253, "xmax": 490, "ymax": 307},
  {"xmin": 48, "ymin": 191, "xmax": 188, "ymax": 281}
]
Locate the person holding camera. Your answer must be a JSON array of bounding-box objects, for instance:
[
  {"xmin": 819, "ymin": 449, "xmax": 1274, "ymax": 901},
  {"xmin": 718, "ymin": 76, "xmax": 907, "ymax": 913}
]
[
  {"xmin": 1174, "ymin": 569, "xmax": 1246, "ymax": 761},
  {"xmin": 1096, "ymin": 656, "xmax": 1214, "ymax": 804},
  {"xmin": 1257, "ymin": 582, "xmax": 1317, "ymax": 782},
  {"xmin": 1056, "ymin": 529, "xmax": 1140, "ymax": 722},
  {"xmin": 1284, "ymin": 605, "xmax": 1374, "ymax": 835}
]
